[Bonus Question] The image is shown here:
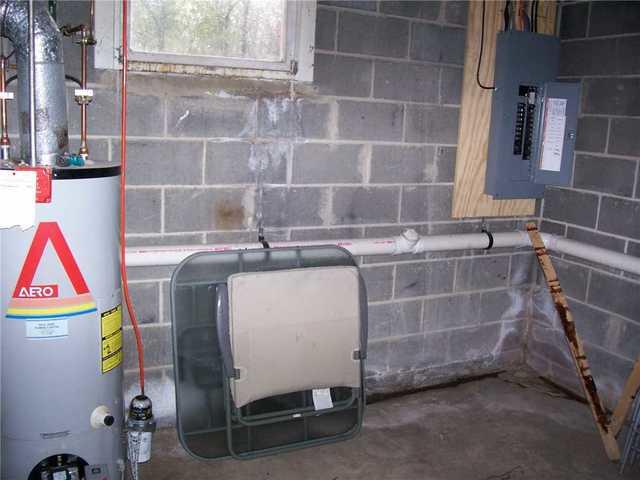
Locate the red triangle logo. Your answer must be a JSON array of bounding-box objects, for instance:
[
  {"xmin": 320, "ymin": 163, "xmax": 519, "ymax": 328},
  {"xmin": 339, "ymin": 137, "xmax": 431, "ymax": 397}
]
[{"xmin": 12, "ymin": 222, "xmax": 89, "ymax": 298}]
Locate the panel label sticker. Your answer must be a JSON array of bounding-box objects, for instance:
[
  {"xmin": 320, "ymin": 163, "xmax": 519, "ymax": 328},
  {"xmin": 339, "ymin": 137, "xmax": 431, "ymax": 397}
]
[
  {"xmin": 25, "ymin": 319, "xmax": 68, "ymax": 339},
  {"xmin": 101, "ymin": 305, "xmax": 123, "ymax": 374},
  {"xmin": 0, "ymin": 169, "xmax": 36, "ymax": 229},
  {"xmin": 312, "ymin": 388, "xmax": 334, "ymax": 411},
  {"xmin": 539, "ymin": 98, "xmax": 567, "ymax": 172}
]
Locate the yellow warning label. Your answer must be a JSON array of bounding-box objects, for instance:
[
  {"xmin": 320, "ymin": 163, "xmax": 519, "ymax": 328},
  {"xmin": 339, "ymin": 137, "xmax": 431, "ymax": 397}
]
[{"xmin": 101, "ymin": 305, "xmax": 123, "ymax": 374}]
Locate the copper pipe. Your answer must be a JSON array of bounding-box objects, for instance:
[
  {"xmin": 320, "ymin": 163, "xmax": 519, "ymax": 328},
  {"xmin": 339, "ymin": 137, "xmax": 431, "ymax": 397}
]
[
  {"xmin": 78, "ymin": 25, "xmax": 88, "ymax": 159},
  {"xmin": 0, "ymin": 54, "xmax": 10, "ymax": 161}
]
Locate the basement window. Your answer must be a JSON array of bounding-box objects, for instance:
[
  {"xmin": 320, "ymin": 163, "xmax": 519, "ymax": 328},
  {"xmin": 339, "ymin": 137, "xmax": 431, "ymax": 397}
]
[{"xmin": 95, "ymin": 0, "xmax": 316, "ymax": 82}]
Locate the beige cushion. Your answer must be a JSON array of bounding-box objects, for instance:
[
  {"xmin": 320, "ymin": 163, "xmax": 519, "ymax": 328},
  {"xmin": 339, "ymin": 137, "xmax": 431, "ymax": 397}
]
[{"xmin": 227, "ymin": 266, "xmax": 362, "ymax": 408}]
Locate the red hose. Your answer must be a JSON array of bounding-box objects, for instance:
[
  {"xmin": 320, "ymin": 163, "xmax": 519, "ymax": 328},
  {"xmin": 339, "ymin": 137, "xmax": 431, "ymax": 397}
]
[{"xmin": 119, "ymin": 0, "xmax": 145, "ymax": 395}]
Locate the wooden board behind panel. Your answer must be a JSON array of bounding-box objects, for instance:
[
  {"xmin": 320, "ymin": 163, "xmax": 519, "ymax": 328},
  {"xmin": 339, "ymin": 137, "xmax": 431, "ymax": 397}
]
[{"xmin": 452, "ymin": 1, "xmax": 557, "ymax": 218}]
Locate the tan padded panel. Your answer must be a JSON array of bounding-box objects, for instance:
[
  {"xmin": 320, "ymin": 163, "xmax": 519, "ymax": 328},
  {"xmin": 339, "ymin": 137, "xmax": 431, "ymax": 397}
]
[{"xmin": 227, "ymin": 266, "xmax": 362, "ymax": 408}]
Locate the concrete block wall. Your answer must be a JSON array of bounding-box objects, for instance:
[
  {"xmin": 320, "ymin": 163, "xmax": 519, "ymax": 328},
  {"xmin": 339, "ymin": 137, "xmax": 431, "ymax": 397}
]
[
  {"xmin": 528, "ymin": 1, "xmax": 640, "ymax": 408},
  {"xmin": 43, "ymin": 0, "xmax": 540, "ymax": 424}
]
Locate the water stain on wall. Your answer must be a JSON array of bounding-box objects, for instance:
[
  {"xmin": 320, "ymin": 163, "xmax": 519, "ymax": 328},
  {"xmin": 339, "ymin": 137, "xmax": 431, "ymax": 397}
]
[{"xmin": 215, "ymin": 200, "xmax": 245, "ymax": 230}]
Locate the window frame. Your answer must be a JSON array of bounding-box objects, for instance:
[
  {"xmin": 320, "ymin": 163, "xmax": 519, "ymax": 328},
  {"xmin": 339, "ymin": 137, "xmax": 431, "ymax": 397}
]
[{"xmin": 95, "ymin": 0, "xmax": 316, "ymax": 82}]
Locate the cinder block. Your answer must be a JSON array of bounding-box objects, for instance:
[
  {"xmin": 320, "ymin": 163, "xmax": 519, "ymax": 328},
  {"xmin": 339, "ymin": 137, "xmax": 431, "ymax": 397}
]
[
  {"xmin": 575, "ymin": 116, "xmax": 608, "ymax": 153},
  {"xmin": 423, "ymin": 330, "xmax": 450, "ymax": 367},
  {"xmin": 616, "ymin": 36, "xmax": 640, "ymax": 75},
  {"xmin": 582, "ymin": 78, "xmax": 640, "ymax": 116},
  {"xmin": 455, "ymin": 256, "xmax": 509, "ymax": 292},
  {"xmin": 258, "ymin": 98, "xmax": 330, "ymax": 139},
  {"xmin": 528, "ymin": 321, "xmax": 574, "ymax": 367},
  {"xmin": 165, "ymin": 188, "xmax": 251, "ymax": 232},
  {"xmin": 365, "ymin": 340, "xmax": 390, "ymax": 376},
  {"xmin": 314, "ymin": 54, "xmax": 373, "ymax": 97},
  {"xmin": 121, "ymin": 139, "xmax": 203, "ymax": 185},
  {"xmin": 124, "ymin": 283, "xmax": 159, "ymax": 325},
  {"xmin": 370, "ymin": 145, "xmax": 434, "ymax": 183},
  {"xmin": 588, "ymin": 271, "xmax": 640, "ymax": 321},
  {"xmin": 262, "ymin": 187, "xmax": 328, "ymax": 227},
  {"xmin": 540, "ymin": 220, "xmax": 566, "ymax": 236},
  {"xmin": 332, "ymin": 186, "xmax": 400, "ymax": 224},
  {"xmin": 338, "ymin": 12, "xmax": 409, "ymax": 58},
  {"xmin": 598, "ymin": 196, "xmax": 640, "ymax": 240},
  {"xmin": 126, "ymin": 189, "xmax": 161, "ymax": 233},
  {"xmin": 589, "ymin": 1, "xmax": 640, "ymax": 37},
  {"xmin": 559, "ymin": 3, "xmax": 589, "ymax": 39},
  {"xmin": 444, "ymin": 1, "xmax": 468, "ymax": 25},
  {"xmin": 573, "ymin": 154, "xmax": 636, "ymax": 197},
  {"xmin": 567, "ymin": 227, "xmax": 626, "ymax": 254},
  {"xmin": 560, "ymin": 38, "xmax": 616, "ymax": 77},
  {"xmin": 388, "ymin": 334, "xmax": 424, "ymax": 371},
  {"xmin": 361, "ymin": 265, "xmax": 394, "ymax": 301},
  {"xmin": 547, "ymin": 258, "xmax": 589, "ymax": 301},
  {"xmin": 206, "ymin": 141, "xmax": 288, "ymax": 184},
  {"xmin": 609, "ymin": 118, "xmax": 640, "ymax": 157},
  {"xmin": 395, "ymin": 260, "xmax": 455, "ymax": 298},
  {"xmin": 69, "ymin": 138, "xmax": 109, "ymax": 162},
  {"xmin": 316, "ymin": 8, "xmax": 337, "ymax": 50},
  {"xmin": 369, "ymin": 301, "xmax": 422, "ymax": 339},
  {"xmin": 440, "ymin": 67, "xmax": 463, "ymax": 105},
  {"xmin": 290, "ymin": 226, "xmax": 364, "ymax": 241},
  {"xmin": 449, "ymin": 323, "xmax": 501, "ymax": 362},
  {"xmin": 410, "ymin": 23, "xmax": 465, "ymax": 64},
  {"xmin": 70, "ymin": 88, "xmax": 164, "ymax": 137},
  {"xmin": 373, "ymin": 61, "xmax": 439, "ymax": 103},
  {"xmin": 423, "ymin": 293, "xmax": 481, "ymax": 331},
  {"xmin": 432, "ymin": 146, "xmax": 456, "ymax": 182},
  {"xmin": 292, "ymin": 143, "xmax": 364, "ymax": 183},
  {"xmin": 481, "ymin": 288, "xmax": 529, "ymax": 322},
  {"xmin": 380, "ymin": 1, "xmax": 440, "ymax": 20},
  {"xmin": 571, "ymin": 302, "xmax": 614, "ymax": 353},
  {"xmin": 510, "ymin": 253, "xmax": 536, "ymax": 286},
  {"xmin": 543, "ymin": 187, "xmax": 599, "ymax": 228},
  {"xmin": 123, "ymin": 325, "xmax": 171, "ymax": 370},
  {"xmin": 400, "ymin": 185, "xmax": 453, "ymax": 222},
  {"xmin": 167, "ymin": 96, "xmax": 255, "ymax": 138},
  {"xmin": 338, "ymin": 100, "xmax": 404, "ymax": 141},
  {"xmin": 405, "ymin": 105, "xmax": 459, "ymax": 144}
]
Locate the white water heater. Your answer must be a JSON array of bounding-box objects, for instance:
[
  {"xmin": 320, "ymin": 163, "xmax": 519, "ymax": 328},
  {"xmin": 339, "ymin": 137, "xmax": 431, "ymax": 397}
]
[
  {"xmin": 1, "ymin": 167, "xmax": 124, "ymax": 479},
  {"xmin": 0, "ymin": 2, "xmax": 124, "ymax": 478}
]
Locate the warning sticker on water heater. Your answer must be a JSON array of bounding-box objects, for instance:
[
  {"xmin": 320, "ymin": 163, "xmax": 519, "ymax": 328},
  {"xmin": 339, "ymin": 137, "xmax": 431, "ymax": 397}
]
[{"xmin": 101, "ymin": 305, "xmax": 123, "ymax": 374}]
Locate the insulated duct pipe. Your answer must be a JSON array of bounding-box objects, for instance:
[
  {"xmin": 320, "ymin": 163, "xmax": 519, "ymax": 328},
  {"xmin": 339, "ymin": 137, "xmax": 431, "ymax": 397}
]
[
  {"xmin": 1, "ymin": 0, "xmax": 69, "ymax": 165},
  {"xmin": 125, "ymin": 230, "xmax": 640, "ymax": 276}
]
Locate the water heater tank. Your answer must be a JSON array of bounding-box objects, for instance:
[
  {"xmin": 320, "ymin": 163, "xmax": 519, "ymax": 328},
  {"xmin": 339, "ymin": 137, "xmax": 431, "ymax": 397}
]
[{"xmin": 1, "ymin": 165, "xmax": 124, "ymax": 479}]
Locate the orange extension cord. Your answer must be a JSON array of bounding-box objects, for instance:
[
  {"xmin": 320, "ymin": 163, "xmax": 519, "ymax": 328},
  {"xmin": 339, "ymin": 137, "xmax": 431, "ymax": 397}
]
[{"xmin": 119, "ymin": 0, "xmax": 145, "ymax": 395}]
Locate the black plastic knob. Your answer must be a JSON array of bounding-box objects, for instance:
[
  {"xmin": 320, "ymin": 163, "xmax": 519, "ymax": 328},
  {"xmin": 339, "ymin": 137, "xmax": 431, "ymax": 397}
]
[{"xmin": 104, "ymin": 415, "xmax": 115, "ymax": 427}]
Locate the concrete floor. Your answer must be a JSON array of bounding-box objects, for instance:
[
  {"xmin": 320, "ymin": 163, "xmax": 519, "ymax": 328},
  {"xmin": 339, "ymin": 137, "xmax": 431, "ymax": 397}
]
[{"xmin": 141, "ymin": 371, "xmax": 636, "ymax": 479}]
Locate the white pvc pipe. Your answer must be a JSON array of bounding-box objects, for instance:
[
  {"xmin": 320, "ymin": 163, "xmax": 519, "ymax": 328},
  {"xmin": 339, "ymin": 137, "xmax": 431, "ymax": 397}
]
[{"xmin": 125, "ymin": 229, "xmax": 640, "ymax": 276}]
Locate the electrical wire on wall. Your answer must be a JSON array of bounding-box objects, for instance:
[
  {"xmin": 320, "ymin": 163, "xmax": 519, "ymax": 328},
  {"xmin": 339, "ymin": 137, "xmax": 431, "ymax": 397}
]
[
  {"xmin": 119, "ymin": 0, "xmax": 145, "ymax": 396},
  {"xmin": 476, "ymin": 0, "xmax": 495, "ymax": 90}
]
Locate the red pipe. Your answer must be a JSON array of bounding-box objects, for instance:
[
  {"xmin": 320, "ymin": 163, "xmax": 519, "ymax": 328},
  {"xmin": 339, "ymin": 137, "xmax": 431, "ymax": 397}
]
[{"xmin": 119, "ymin": 0, "xmax": 145, "ymax": 395}]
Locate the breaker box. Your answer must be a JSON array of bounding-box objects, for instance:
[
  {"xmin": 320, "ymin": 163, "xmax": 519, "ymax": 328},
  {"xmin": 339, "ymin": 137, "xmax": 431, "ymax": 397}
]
[{"xmin": 485, "ymin": 31, "xmax": 580, "ymax": 199}]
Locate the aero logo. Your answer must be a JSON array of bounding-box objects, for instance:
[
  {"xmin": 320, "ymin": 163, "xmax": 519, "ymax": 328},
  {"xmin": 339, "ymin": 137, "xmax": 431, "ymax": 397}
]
[{"xmin": 12, "ymin": 222, "xmax": 89, "ymax": 298}]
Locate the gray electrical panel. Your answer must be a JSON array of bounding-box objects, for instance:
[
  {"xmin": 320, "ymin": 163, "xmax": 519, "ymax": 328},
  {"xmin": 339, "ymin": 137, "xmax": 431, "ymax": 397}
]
[{"xmin": 485, "ymin": 31, "xmax": 580, "ymax": 199}]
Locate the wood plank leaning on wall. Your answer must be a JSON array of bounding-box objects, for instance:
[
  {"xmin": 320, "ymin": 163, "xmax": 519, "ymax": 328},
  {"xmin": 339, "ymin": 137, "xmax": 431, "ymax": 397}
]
[
  {"xmin": 527, "ymin": 223, "xmax": 621, "ymax": 461},
  {"xmin": 452, "ymin": 2, "xmax": 556, "ymax": 218}
]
